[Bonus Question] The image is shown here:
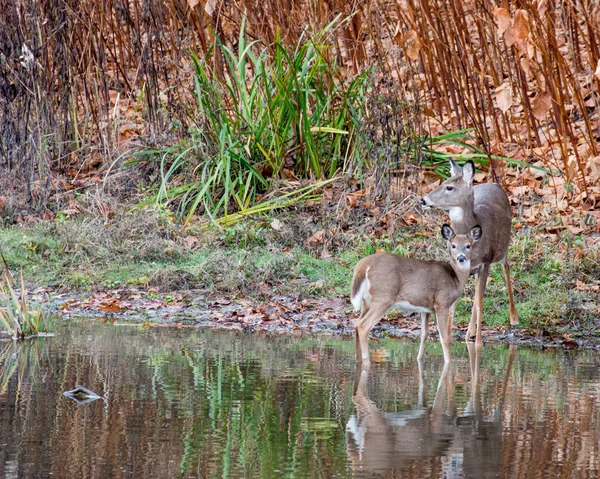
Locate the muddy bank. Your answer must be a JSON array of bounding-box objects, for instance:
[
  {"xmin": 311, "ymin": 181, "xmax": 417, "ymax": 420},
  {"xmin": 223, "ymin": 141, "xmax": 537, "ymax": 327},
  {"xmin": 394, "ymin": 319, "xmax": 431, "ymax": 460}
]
[{"xmin": 49, "ymin": 287, "xmax": 600, "ymax": 351}]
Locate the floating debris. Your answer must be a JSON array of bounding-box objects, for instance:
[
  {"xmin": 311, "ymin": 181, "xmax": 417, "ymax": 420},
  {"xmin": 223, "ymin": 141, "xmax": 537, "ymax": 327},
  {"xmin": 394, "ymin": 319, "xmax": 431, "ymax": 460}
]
[{"xmin": 63, "ymin": 385, "xmax": 102, "ymax": 405}]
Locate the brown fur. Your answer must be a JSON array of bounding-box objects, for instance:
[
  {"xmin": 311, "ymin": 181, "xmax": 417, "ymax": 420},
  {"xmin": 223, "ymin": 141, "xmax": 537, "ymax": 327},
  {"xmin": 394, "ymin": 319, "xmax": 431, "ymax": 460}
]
[
  {"xmin": 420, "ymin": 159, "xmax": 518, "ymax": 346},
  {"xmin": 351, "ymin": 225, "xmax": 481, "ymax": 365}
]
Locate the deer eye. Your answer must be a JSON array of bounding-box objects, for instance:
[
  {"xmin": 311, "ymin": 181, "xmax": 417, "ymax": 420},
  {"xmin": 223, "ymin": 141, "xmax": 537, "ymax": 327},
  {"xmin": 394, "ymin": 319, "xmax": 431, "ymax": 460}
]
[
  {"xmin": 466, "ymin": 245, "xmax": 471, "ymax": 250},
  {"xmin": 446, "ymin": 186, "xmax": 454, "ymax": 192},
  {"xmin": 451, "ymin": 244, "xmax": 456, "ymax": 249}
]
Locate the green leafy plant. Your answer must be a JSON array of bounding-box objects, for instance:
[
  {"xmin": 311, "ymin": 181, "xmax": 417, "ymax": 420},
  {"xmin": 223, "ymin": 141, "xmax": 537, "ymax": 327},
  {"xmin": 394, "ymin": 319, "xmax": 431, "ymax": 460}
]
[
  {"xmin": 0, "ymin": 256, "xmax": 45, "ymax": 339},
  {"xmin": 412, "ymin": 129, "xmax": 549, "ymax": 178},
  {"xmin": 129, "ymin": 15, "xmax": 370, "ymax": 223}
]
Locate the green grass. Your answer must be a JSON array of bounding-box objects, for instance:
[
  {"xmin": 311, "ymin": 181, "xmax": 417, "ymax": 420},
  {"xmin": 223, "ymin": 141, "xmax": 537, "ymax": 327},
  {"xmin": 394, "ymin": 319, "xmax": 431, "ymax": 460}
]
[
  {"xmin": 0, "ymin": 211, "xmax": 597, "ymax": 337},
  {"xmin": 129, "ymin": 15, "xmax": 370, "ymax": 223}
]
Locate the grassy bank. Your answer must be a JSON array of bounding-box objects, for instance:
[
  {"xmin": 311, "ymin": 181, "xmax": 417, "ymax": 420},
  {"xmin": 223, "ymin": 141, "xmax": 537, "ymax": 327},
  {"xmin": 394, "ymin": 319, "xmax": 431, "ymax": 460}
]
[{"xmin": 1, "ymin": 204, "xmax": 598, "ymax": 339}]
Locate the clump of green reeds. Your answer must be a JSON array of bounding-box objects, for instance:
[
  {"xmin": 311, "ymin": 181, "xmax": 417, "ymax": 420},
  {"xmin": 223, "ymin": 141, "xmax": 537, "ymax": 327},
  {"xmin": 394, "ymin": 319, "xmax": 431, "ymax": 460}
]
[
  {"xmin": 0, "ymin": 256, "xmax": 45, "ymax": 340},
  {"xmin": 132, "ymin": 16, "xmax": 369, "ymax": 222}
]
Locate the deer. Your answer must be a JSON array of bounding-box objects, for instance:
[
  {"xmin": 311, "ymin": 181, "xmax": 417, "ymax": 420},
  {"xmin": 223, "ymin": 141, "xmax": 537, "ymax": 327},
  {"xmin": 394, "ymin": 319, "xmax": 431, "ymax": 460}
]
[
  {"xmin": 351, "ymin": 223, "xmax": 482, "ymax": 365},
  {"xmin": 419, "ymin": 159, "xmax": 518, "ymax": 346}
]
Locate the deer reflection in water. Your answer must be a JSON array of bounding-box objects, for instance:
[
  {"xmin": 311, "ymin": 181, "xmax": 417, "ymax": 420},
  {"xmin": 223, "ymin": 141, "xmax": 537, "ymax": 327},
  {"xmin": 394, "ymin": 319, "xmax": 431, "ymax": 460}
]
[{"xmin": 346, "ymin": 344, "xmax": 516, "ymax": 477}]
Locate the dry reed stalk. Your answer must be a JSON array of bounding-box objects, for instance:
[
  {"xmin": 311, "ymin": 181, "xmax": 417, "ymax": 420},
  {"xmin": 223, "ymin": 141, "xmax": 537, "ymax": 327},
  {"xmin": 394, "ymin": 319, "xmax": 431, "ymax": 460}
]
[{"xmin": 1, "ymin": 0, "xmax": 599, "ymax": 210}]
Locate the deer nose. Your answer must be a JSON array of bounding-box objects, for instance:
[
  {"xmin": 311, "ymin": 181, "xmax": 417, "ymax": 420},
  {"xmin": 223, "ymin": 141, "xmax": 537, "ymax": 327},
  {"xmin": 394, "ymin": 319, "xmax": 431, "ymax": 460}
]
[
  {"xmin": 419, "ymin": 198, "xmax": 427, "ymax": 206},
  {"xmin": 457, "ymin": 254, "xmax": 467, "ymax": 263}
]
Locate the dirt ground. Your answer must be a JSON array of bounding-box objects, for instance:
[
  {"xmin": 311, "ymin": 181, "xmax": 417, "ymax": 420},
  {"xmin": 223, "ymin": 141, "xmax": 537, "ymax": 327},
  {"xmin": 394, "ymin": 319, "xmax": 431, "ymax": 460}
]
[{"xmin": 50, "ymin": 285, "xmax": 599, "ymax": 351}]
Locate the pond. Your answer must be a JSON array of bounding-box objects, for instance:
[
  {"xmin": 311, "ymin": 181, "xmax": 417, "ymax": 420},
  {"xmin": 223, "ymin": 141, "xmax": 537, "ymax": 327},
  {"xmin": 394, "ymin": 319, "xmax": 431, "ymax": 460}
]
[{"xmin": 1, "ymin": 319, "xmax": 600, "ymax": 478}]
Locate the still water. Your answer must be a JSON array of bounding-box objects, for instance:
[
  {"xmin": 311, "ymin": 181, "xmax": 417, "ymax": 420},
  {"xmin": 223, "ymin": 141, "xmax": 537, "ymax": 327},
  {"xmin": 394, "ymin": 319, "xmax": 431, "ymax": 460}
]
[{"xmin": 1, "ymin": 319, "xmax": 600, "ymax": 478}]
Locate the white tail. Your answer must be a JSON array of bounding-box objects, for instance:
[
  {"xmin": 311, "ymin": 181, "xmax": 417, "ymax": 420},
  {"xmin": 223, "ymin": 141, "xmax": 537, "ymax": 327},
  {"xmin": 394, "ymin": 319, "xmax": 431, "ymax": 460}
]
[
  {"xmin": 350, "ymin": 224, "xmax": 481, "ymax": 364},
  {"xmin": 419, "ymin": 159, "xmax": 518, "ymax": 346}
]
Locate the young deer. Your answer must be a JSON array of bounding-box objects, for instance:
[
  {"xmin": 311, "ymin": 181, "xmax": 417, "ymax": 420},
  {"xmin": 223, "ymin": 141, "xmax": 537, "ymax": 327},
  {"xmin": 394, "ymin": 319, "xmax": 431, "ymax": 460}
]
[
  {"xmin": 351, "ymin": 224, "xmax": 481, "ymax": 364},
  {"xmin": 419, "ymin": 159, "xmax": 518, "ymax": 346}
]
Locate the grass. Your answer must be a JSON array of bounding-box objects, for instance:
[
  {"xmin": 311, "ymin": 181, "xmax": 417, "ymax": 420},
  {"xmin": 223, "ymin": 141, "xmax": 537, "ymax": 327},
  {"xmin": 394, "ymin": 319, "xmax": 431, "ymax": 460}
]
[
  {"xmin": 0, "ymin": 257, "xmax": 46, "ymax": 339},
  {"xmin": 0, "ymin": 206, "xmax": 597, "ymax": 341},
  {"xmin": 129, "ymin": 16, "xmax": 370, "ymax": 223}
]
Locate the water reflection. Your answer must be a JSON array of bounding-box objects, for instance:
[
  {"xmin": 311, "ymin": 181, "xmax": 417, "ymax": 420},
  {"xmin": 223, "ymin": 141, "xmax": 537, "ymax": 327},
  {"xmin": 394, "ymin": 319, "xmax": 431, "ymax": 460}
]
[
  {"xmin": 1, "ymin": 321, "xmax": 600, "ymax": 478},
  {"xmin": 347, "ymin": 359, "xmax": 456, "ymax": 474}
]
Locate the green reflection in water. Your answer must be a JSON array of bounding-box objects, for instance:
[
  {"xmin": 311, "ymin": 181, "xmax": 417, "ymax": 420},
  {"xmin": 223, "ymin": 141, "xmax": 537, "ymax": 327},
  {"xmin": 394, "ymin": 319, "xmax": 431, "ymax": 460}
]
[{"xmin": 1, "ymin": 320, "xmax": 600, "ymax": 478}]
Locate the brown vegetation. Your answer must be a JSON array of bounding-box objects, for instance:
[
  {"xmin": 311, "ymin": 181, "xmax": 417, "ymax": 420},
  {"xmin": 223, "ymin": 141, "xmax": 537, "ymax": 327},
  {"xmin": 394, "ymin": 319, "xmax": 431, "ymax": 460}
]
[{"xmin": 0, "ymin": 1, "xmax": 599, "ymax": 226}]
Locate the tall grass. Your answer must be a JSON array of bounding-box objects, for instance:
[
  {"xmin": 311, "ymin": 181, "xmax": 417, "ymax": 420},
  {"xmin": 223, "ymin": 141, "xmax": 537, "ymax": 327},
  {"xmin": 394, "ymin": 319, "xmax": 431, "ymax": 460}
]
[
  {"xmin": 1, "ymin": 1, "xmax": 597, "ymax": 210},
  {"xmin": 0, "ymin": 257, "xmax": 45, "ymax": 339},
  {"xmin": 131, "ymin": 16, "xmax": 369, "ymax": 220}
]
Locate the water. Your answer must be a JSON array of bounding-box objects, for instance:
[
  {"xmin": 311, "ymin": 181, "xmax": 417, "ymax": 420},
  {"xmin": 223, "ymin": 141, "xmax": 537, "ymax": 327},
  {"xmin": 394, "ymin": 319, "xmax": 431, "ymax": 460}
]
[{"xmin": 1, "ymin": 320, "xmax": 600, "ymax": 478}]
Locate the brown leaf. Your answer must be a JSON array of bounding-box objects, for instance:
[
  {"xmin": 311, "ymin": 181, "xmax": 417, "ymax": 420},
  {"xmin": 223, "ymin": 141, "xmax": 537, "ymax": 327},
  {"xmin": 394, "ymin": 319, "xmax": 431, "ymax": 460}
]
[
  {"xmin": 537, "ymin": 0, "xmax": 549, "ymax": 17},
  {"xmin": 495, "ymin": 82, "xmax": 513, "ymax": 112},
  {"xmin": 504, "ymin": 9, "xmax": 530, "ymax": 56},
  {"xmin": 183, "ymin": 235, "xmax": 200, "ymax": 249},
  {"xmin": 532, "ymin": 92, "xmax": 552, "ymax": 121},
  {"xmin": 304, "ymin": 230, "xmax": 326, "ymax": 247},
  {"xmin": 595, "ymin": 60, "xmax": 600, "ymax": 83},
  {"xmin": 204, "ymin": 0, "xmax": 217, "ymax": 14},
  {"xmin": 346, "ymin": 193, "xmax": 357, "ymax": 208},
  {"xmin": 589, "ymin": 156, "xmax": 600, "ymax": 183},
  {"xmin": 99, "ymin": 303, "xmax": 122, "ymax": 312},
  {"xmin": 400, "ymin": 30, "xmax": 422, "ymax": 62},
  {"xmin": 270, "ymin": 219, "xmax": 283, "ymax": 231},
  {"xmin": 493, "ymin": 7, "xmax": 511, "ymax": 36},
  {"xmin": 473, "ymin": 172, "xmax": 486, "ymax": 183}
]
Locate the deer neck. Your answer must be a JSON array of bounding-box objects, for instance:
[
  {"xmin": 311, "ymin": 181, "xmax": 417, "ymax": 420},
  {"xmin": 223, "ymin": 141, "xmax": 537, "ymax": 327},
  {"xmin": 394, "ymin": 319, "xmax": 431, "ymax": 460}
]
[
  {"xmin": 451, "ymin": 262, "xmax": 472, "ymax": 288},
  {"xmin": 448, "ymin": 193, "xmax": 476, "ymax": 231}
]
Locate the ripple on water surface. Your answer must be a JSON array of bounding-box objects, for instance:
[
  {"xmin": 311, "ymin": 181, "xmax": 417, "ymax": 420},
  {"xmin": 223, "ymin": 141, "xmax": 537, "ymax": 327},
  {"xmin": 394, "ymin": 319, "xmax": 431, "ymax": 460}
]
[{"xmin": 2, "ymin": 321, "xmax": 600, "ymax": 477}]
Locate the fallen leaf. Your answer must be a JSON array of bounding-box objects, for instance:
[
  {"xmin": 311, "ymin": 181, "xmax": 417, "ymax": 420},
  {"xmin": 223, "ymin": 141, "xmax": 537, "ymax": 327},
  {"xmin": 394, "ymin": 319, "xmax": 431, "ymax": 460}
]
[
  {"xmin": 589, "ymin": 156, "xmax": 600, "ymax": 183},
  {"xmin": 271, "ymin": 219, "xmax": 283, "ymax": 231},
  {"xmin": 401, "ymin": 30, "xmax": 422, "ymax": 61},
  {"xmin": 537, "ymin": 0, "xmax": 548, "ymax": 16},
  {"xmin": 183, "ymin": 235, "xmax": 200, "ymax": 249},
  {"xmin": 205, "ymin": 0, "xmax": 217, "ymax": 15},
  {"xmin": 100, "ymin": 303, "xmax": 122, "ymax": 312},
  {"xmin": 495, "ymin": 82, "xmax": 513, "ymax": 112},
  {"xmin": 532, "ymin": 91, "xmax": 552, "ymax": 121},
  {"xmin": 305, "ymin": 230, "xmax": 326, "ymax": 247},
  {"xmin": 321, "ymin": 249, "xmax": 332, "ymax": 260},
  {"xmin": 493, "ymin": 7, "xmax": 511, "ymax": 36},
  {"xmin": 504, "ymin": 9, "xmax": 530, "ymax": 56}
]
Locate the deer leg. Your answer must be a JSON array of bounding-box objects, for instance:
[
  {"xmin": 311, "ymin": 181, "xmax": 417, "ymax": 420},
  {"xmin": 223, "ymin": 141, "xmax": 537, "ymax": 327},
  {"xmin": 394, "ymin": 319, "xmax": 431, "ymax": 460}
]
[
  {"xmin": 502, "ymin": 259, "xmax": 519, "ymax": 326},
  {"xmin": 354, "ymin": 302, "xmax": 391, "ymax": 365},
  {"xmin": 447, "ymin": 301, "xmax": 456, "ymax": 339},
  {"xmin": 354, "ymin": 301, "xmax": 368, "ymax": 362},
  {"xmin": 466, "ymin": 341, "xmax": 482, "ymax": 419},
  {"xmin": 431, "ymin": 362, "xmax": 452, "ymax": 417},
  {"xmin": 466, "ymin": 264, "xmax": 489, "ymax": 345},
  {"xmin": 417, "ymin": 312, "xmax": 429, "ymax": 361},
  {"xmin": 466, "ymin": 272, "xmax": 478, "ymax": 341},
  {"xmin": 435, "ymin": 307, "xmax": 452, "ymax": 364},
  {"xmin": 417, "ymin": 353, "xmax": 426, "ymax": 407}
]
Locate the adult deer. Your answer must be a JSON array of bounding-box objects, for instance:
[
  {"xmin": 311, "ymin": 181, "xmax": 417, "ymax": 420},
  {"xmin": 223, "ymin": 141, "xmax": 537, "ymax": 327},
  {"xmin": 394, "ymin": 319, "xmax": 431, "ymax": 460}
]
[
  {"xmin": 419, "ymin": 160, "xmax": 518, "ymax": 346},
  {"xmin": 351, "ymin": 224, "xmax": 481, "ymax": 365}
]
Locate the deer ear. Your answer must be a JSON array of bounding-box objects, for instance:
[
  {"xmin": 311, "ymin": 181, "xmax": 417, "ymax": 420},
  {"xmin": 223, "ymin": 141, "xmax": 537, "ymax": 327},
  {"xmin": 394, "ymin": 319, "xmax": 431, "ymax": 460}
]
[
  {"xmin": 462, "ymin": 160, "xmax": 475, "ymax": 188},
  {"xmin": 449, "ymin": 158, "xmax": 462, "ymax": 177},
  {"xmin": 469, "ymin": 225, "xmax": 483, "ymax": 242},
  {"xmin": 441, "ymin": 224, "xmax": 455, "ymax": 241}
]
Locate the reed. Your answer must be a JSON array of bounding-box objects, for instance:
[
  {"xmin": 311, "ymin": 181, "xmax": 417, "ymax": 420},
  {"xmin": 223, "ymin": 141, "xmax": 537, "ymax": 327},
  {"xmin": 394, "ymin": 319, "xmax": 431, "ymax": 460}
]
[
  {"xmin": 0, "ymin": 0, "xmax": 597, "ymax": 211},
  {"xmin": 0, "ymin": 256, "xmax": 45, "ymax": 340},
  {"xmin": 130, "ymin": 17, "xmax": 369, "ymax": 220}
]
